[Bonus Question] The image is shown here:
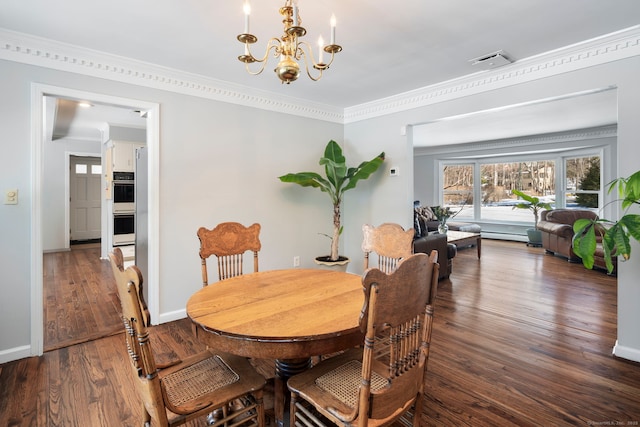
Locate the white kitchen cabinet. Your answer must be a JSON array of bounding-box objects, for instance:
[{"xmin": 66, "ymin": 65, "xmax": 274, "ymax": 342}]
[{"xmin": 112, "ymin": 141, "xmax": 145, "ymax": 172}]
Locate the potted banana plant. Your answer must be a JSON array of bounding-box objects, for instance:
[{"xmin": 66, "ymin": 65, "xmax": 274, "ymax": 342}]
[
  {"xmin": 511, "ymin": 189, "xmax": 552, "ymax": 247},
  {"xmin": 572, "ymin": 170, "xmax": 640, "ymax": 273},
  {"xmin": 279, "ymin": 140, "xmax": 385, "ymax": 268}
]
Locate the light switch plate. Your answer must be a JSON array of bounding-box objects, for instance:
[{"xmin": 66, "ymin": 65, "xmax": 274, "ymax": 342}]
[{"xmin": 5, "ymin": 189, "xmax": 18, "ymax": 205}]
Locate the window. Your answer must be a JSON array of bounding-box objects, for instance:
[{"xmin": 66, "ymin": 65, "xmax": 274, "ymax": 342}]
[
  {"xmin": 440, "ymin": 154, "xmax": 602, "ymax": 224},
  {"xmin": 478, "ymin": 160, "xmax": 555, "ymax": 223},
  {"xmin": 74, "ymin": 162, "xmax": 101, "ymax": 175},
  {"xmin": 442, "ymin": 164, "xmax": 474, "ymax": 220},
  {"xmin": 565, "ymin": 156, "xmax": 600, "ymax": 210}
]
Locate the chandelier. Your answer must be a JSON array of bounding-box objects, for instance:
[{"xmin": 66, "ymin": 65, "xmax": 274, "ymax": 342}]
[{"xmin": 237, "ymin": 0, "xmax": 342, "ymax": 84}]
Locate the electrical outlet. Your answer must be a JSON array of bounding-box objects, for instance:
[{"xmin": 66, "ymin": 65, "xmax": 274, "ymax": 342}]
[
  {"xmin": 293, "ymin": 256, "xmax": 300, "ymax": 267},
  {"xmin": 5, "ymin": 189, "xmax": 18, "ymax": 205}
]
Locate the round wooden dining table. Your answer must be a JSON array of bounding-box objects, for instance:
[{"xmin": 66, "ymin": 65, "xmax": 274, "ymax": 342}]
[{"xmin": 186, "ymin": 268, "xmax": 365, "ymax": 427}]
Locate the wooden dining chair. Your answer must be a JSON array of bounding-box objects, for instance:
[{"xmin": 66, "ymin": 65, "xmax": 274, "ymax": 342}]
[
  {"xmin": 288, "ymin": 251, "xmax": 439, "ymax": 427},
  {"xmin": 196, "ymin": 221, "xmax": 276, "ymax": 409},
  {"xmin": 362, "ymin": 223, "xmax": 415, "ymax": 273},
  {"xmin": 109, "ymin": 248, "xmax": 266, "ymax": 427},
  {"xmin": 197, "ymin": 222, "xmax": 262, "ymax": 285}
]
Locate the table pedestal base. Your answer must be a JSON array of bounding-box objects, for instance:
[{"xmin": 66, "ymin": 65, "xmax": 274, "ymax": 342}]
[{"xmin": 274, "ymin": 358, "xmax": 312, "ymax": 427}]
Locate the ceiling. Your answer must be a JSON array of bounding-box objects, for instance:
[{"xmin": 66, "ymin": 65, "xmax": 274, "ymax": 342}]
[
  {"xmin": 2, "ymin": 0, "xmax": 638, "ymax": 142},
  {"xmin": 45, "ymin": 97, "xmax": 147, "ymax": 142},
  {"xmin": 413, "ymin": 87, "xmax": 618, "ymax": 147}
]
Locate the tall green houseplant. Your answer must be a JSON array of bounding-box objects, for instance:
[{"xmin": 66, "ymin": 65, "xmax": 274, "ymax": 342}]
[
  {"xmin": 511, "ymin": 189, "xmax": 552, "ymax": 229},
  {"xmin": 573, "ymin": 170, "xmax": 640, "ymax": 273},
  {"xmin": 279, "ymin": 140, "xmax": 385, "ymax": 262}
]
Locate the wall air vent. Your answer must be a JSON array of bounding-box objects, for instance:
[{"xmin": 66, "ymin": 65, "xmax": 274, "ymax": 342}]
[{"xmin": 469, "ymin": 50, "xmax": 513, "ymax": 70}]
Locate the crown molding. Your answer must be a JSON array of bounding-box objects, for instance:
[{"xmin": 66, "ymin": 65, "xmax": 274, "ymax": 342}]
[
  {"xmin": 1, "ymin": 26, "xmax": 639, "ymax": 125},
  {"xmin": 344, "ymin": 26, "xmax": 640, "ymax": 123},
  {"xmin": 0, "ymin": 28, "xmax": 344, "ymax": 123}
]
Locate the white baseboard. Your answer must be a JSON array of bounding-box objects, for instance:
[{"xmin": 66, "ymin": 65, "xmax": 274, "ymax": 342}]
[
  {"xmin": 613, "ymin": 340, "xmax": 640, "ymax": 363},
  {"xmin": 481, "ymin": 232, "xmax": 528, "ymax": 243},
  {"xmin": 0, "ymin": 345, "xmax": 32, "ymax": 364},
  {"xmin": 157, "ymin": 308, "xmax": 187, "ymax": 325}
]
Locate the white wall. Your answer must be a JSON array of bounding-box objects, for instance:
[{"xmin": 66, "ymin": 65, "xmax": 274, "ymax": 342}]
[
  {"xmin": 613, "ymin": 74, "xmax": 640, "ymax": 361},
  {"xmin": 0, "ymin": 59, "xmax": 32, "ymax": 358},
  {"xmin": 342, "ymin": 115, "xmax": 415, "ymax": 272},
  {"xmin": 109, "ymin": 126, "xmax": 146, "ymax": 142}
]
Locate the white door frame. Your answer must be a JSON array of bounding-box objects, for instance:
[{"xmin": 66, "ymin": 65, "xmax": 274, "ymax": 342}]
[{"xmin": 30, "ymin": 83, "xmax": 160, "ymax": 356}]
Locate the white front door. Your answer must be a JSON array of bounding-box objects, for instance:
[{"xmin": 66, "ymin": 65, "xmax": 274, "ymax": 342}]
[{"xmin": 70, "ymin": 156, "xmax": 102, "ymax": 241}]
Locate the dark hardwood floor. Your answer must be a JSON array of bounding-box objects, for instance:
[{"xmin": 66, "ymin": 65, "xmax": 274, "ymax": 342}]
[
  {"xmin": 2, "ymin": 239, "xmax": 640, "ymax": 426},
  {"xmin": 43, "ymin": 244, "xmax": 122, "ymax": 351}
]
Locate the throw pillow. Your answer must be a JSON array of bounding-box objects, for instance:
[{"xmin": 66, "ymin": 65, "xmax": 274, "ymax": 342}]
[
  {"xmin": 413, "ymin": 211, "xmax": 422, "ymax": 239},
  {"xmin": 422, "ymin": 206, "xmax": 436, "ymax": 221},
  {"xmin": 414, "ymin": 206, "xmax": 435, "ymax": 237}
]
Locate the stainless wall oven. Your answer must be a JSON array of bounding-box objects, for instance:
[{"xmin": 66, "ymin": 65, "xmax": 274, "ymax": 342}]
[{"xmin": 113, "ymin": 171, "xmax": 135, "ymax": 213}]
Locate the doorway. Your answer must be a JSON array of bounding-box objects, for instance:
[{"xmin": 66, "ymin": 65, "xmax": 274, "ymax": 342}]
[
  {"xmin": 69, "ymin": 155, "xmax": 102, "ymax": 243},
  {"xmin": 43, "ymin": 154, "xmax": 118, "ymax": 352},
  {"xmin": 31, "ymin": 84, "xmax": 160, "ymax": 356}
]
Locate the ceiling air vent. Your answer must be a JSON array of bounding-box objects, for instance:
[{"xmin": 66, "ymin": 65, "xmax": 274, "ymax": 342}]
[{"xmin": 469, "ymin": 50, "xmax": 512, "ymax": 70}]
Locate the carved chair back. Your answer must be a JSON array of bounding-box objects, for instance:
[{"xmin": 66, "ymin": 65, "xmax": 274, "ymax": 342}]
[
  {"xmin": 197, "ymin": 222, "xmax": 261, "ymax": 284},
  {"xmin": 362, "ymin": 223, "xmax": 415, "ymax": 273}
]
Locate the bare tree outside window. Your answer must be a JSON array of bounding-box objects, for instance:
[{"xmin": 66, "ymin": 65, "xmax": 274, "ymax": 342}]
[
  {"xmin": 567, "ymin": 156, "xmax": 600, "ymax": 209},
  {"xmin": 443, "ymin": 164, "xmax": 474, "ymax": 219}
]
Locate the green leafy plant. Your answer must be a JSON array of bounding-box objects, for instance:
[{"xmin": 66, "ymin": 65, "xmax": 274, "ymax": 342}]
[
  {"xmin": 279, "ymin": 140, "xmax": 385, "ymax": 262},
  {"xmin": 572, "ymin": 170, "xmax": 640, "ymax": 273},
  {"xmin": 511, "ymin": 189, "xmax": 552, "ymax": 229},
  {"xmin": 432, "ymin": 205, "xmax": 461, "ymax": 224}
]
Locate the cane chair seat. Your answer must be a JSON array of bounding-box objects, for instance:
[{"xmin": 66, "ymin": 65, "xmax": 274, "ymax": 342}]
[
  {"xmin": 362, "ymin": 223, "xmax": 415, "ymax": 273},
  {"xmin": 109, "ymin": 248, "xmax": 266, "ymax": 427},
  {"xmin": 314, "ymin": 359, "xmax": 388, "ymax": 408},
  {"xmin": 288, "ymin": 252, "xmax": 439, "ymax": 427}
]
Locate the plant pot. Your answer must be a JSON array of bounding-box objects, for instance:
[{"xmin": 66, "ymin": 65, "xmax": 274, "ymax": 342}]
[
  {"xmin": 314, "ymin": 256, "xmax": 350, "ymax": 272},
  {"xmin": 526, "ymin": 229, "xmax": 543, "ymax": 247}
]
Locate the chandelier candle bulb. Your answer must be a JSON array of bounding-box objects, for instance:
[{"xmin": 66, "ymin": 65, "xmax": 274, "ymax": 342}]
[
  {"xmin": 293, "ymin": 4, "xmax": 299, "ymax": 26},
  {"xmin": 318, "ymin": 36, "xmax": 324, "ymax": 63},
  {"xmin": 243, "ymin": 1, "xmax": 250, "ymax": 33},
  {"xmin": 330, "ymin": 14, "xmax": 336, "ymax": 44}
]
